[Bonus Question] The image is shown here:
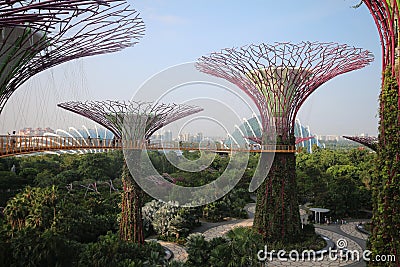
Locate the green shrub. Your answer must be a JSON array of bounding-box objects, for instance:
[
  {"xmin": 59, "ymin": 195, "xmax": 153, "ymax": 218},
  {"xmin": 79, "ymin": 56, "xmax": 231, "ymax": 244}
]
[
  {"xmin": 186, "ymin": 234, "xmax": 212, "ymax": 266},
  {"xmin": 143, "ymin": 200, "xmax": 199, "ymax": 240},
  {"xmin": 79, "ymin": 232, "xmax": 165, "ymax": 267},
  {"xmin": 209, "ymin": 227, "xmax": 263, "ymax": 266},
  {"xmin": 186, "ymin": 227, "xmax": 263, "ymax": 267},
  {"xmin": 202, "ymin": 188, "xmax": 249, "ymax": 222},
  {"xmin": 9, "ymin": 227, "xmax": 82, "ymax": 267}
]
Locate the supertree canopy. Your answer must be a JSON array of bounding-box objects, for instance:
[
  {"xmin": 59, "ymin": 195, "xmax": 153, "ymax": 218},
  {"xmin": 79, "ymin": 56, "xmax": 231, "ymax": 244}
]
[
  {"xmin": 58, "ymin": 100, "xmax": 203, "ymax": 243},
  {"xmin": 57, "ymin": 100, "xmax": 203, "ymax": 139},
  {"xmin": 343, "ymin": 135, "xmax": 378, "ymax": 151},
  {"xmin": 197, "ymin": 42, "xmax": 373, "ymax": 143},
  {"xmin": 0, "ymin": 0, "xmax": 145, "ymax": 114},
  {"xmin": 197, "ymin": 41, "xmax": 373, "ymax": 242}
]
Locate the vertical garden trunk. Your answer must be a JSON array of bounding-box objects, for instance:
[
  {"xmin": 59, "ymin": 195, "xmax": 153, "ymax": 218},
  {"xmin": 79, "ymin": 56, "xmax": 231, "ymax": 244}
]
[
  {"xmin": 253, "ymin": 136, "xmax": 301, "ymax": 243},
  {"xmin": 119, "ymin": 162, "xmax": 144, "ymax": 244},
  {"xmin": 369, "ymin": 69, "xmax": 400, "ymax": 266}
]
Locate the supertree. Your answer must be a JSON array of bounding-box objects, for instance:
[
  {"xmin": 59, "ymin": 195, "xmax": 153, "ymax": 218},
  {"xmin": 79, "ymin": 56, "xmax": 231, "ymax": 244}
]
[
  {"xmin": 343, "ymin": 135, "xmax": 378, "ymax": 151},
  {"xmin": 355, "ymin": 2, "xmax": 400, "ymax": 263},
  {"xmin": 0, "ymin": 0, "xmax": 145, "ymax": 114},
  {"xmin": 197, "ymin": 41, "xmax": 373, "ymax": 242},
  {"xmin": 57, "ymin": 100, "xmax": 203, "ymax": 243}
]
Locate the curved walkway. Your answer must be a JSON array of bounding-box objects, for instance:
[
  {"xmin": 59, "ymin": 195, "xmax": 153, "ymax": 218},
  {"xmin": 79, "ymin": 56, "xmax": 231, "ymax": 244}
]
[
  {"xmin": 158, "ymin": 241, "xmax": 188, "ymax": 262},
  {"xmin": 340, "ymin": 221, "xmax": 369, "ymax": 241},
  {"xmin": 202, "ymin": 218, "xmax": 253, "ymax": 241},
  {"xmin": 158, "ymin": 204, "xmax": 368, "ymax": 266}
]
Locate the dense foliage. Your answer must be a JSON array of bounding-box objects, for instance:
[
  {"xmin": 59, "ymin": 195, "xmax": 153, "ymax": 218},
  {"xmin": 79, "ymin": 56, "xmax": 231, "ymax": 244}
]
[
  {"xmin": 0, "ymin": 152, "xmax": 166, "ymax": 266},
  {"xmin": 0, "ymin": 145, "xmax": 375, "ymax": 265},
  {"xmin": 79, "ymin": 232, "xmax": 165, "ymax": 267},
  {"xmin": 296, "ymin": 146, "xmax": 373, "ymax": 218},
  {"xmin": 0, "ymin": 152, "xmax": 123, "ymax": 206},
  {"xmin": 185, "ymin": 227, "xmax": 263, "ymax": 267}
]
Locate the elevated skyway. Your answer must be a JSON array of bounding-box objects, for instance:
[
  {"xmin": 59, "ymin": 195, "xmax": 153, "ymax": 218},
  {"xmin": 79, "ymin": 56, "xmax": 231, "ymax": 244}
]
[{"xmin": 0, "ymin": 135, "xmax": 299, "ymax": 157}]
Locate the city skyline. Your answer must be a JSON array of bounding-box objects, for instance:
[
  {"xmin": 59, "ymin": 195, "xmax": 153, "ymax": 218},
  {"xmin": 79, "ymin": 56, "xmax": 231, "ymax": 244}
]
[
  {"xmin": 0, "ymin": 1, "xmax": 380, "ymax": 136},
  {"xmin": 14, "ymin": 122, "xmax": 376, "ymax": 143}
]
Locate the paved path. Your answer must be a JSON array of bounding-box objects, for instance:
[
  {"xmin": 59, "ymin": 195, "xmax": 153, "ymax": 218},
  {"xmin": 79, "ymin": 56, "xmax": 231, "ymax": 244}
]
[
  {"xmin": 154, "ymin": 203, "xmax": 368, "ymax": 266},
  {"xmin": 158, "ymin": 241, "xmax": 188, "ymax": 262},
  {"xmin": 201, "ymin": 218, "xmax": 253, "ymax": 241},
  {"xmin": 315, "ymin": 224, "xmax": 367, "ymax": 267}
]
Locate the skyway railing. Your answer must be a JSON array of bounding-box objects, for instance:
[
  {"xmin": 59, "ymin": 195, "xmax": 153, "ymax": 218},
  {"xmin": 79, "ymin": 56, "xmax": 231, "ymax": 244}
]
[{"xmin": 0, "ymin": 135, "xmax": 299, "ymax": 157}]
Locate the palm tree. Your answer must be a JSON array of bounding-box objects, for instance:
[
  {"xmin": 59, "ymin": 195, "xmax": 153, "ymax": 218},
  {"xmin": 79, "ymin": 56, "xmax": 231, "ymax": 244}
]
[{"xmin": 209, "ymin": 227, "xmax": 264, "ymax": 267}]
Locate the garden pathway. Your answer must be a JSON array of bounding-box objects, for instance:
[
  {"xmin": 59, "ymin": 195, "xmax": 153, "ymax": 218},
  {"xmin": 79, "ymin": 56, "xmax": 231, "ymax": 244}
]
[
  {"xmin": 157, "ymin": 203, "xmax": 368, "ymax": 266},
  {"xmin": 340, "ymin": 221, "xmax": 369, "ymax": 241}
]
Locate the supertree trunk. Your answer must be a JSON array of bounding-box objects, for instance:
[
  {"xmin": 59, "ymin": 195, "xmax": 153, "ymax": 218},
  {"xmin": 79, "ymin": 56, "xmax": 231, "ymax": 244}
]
[
  {"xmin": 120, "ymin": 161, "xmax": 144, "ymax": 244},
  {"xmin": 369, "ymin": 68, "xmax": 400, "ymax": 266},
  {"xmin": 253, "ymin": 134, "xmax": 301, "ymax": 243}
]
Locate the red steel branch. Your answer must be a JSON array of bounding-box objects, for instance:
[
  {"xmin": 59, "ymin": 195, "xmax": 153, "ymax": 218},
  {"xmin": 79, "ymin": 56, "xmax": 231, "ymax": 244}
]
[
  {"xmin": 197, "ymin": 42, "xmax": 373, "ymax": 142},
  {"xmin": 0, "ymin": 0, "xmax": 117, "ymax": 27},
  {"xmin": 362, "ymin": 1, "xmax": 399, "ymax": 80},
  {"xmin": 57, "ymin": 100, "xmax": 203, "ymax": 139},
  {"xmin": 343, "ymin": 135, "xmax": 378, "ymax": 151},
  {"xmin": 361, "ymin": 0, "xmax": 400, "ymax": 125},
  {"xmin": 0, "ymin": 0, "xmax": 145, "ymax": 114}
]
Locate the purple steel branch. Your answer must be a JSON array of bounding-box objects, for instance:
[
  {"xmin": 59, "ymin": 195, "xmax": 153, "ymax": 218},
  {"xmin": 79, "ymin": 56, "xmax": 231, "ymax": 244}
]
[
  {"xmin": 0, "ymin": 0, "xmax": 120, "ymax": 28},
  {"xmin": 197, "ymin": 42, "xmax": 373, "ymax": 141},
  {"xmin": 57, "ymin": 100, "xmax": 203, "ymax": 139},
  {"xmin": 0, "ymin": 0, "xmax": 145, "ymax": 114},
  {"xmin": 362, "ymin": 1, "xmax": 398, "ymax": 81},
  {"xmin": 343, "ymin": 135, "xmax": 378, "ymax": 151}
]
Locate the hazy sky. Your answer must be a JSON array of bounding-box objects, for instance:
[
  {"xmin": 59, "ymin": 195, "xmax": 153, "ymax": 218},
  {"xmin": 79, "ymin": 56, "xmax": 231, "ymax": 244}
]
[{"xmin": 1, "ymin": 0, "xmax": 381, "ymax": 137}]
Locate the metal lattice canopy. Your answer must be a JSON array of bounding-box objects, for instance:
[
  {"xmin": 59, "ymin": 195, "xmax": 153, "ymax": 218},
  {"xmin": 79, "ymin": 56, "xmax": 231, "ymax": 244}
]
[
  {"xmin": 343, "ymin": 135, "xmax": 378, "ymax": 151},
  {"xmin": 0, "ymin": 0, "xmax": 114, "ymax": 27},
  {"xmin": 0, "ymin": 0, "xmax": 145, "ymax": 114},
  {"xmin": 57, "ymin": 100, "xmax": 203, "ymax": 140},
  {"xmin": 197, "ymin": 42, "xmax": 374, "ymax": 142}
]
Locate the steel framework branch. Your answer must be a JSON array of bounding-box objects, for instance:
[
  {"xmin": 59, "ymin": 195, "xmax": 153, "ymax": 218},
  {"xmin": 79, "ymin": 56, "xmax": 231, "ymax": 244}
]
[
  {"xmin": 0, "ymin": 0, "xmax": 113, "ymax": 27},
  {"xmin": 343, "ymin": 135, "xmax": 378, "ymax": 151},
  {"xmin": 0, "ymin": 0, "xmax": 145, "ymax": 114},
  {"xmin": 362, "ymin": 1, "xmax": 399, "ymax": 80},
  {"xmin": 361, "ymin": 0, "xmax": 400, "ymax": 124}
]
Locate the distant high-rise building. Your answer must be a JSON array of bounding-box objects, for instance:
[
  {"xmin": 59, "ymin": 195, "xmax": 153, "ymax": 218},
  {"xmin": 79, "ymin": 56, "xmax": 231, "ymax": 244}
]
[
  {"xmin": 179, "ymin": 133, "xmax": 190, "ymax": 142},
  {"xmin": 163, "ymin": 130, "xmax": 173, "ymax": 142},
  {"xmin": 196, "ymin": 132, "xmax": 204, "ymax": 142}
]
